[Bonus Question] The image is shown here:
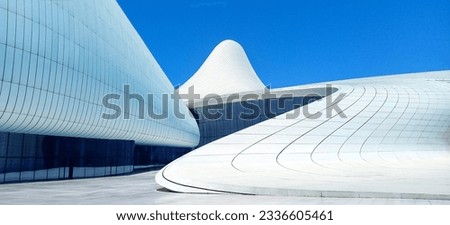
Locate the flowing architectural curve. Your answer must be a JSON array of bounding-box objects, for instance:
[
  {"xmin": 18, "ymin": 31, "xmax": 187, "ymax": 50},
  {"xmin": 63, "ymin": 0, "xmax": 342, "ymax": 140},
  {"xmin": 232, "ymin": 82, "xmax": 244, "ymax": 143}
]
[
  {"xmin": 178, "ymin": 40, "xmax": 266, "ymax": 98},
  {"xmin": 157, "ymin": 70, "xmax": 450, "ymax": 200},
  {"xmin": 0, "ymin": 0, "xmax": 199, "ymax": 147}
]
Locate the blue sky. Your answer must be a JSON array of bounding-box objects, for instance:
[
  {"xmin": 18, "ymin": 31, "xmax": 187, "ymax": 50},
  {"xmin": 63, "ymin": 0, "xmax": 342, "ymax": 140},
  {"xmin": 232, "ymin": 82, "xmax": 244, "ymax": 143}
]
[{"xmin": 117, "ymin": 0, "xmax": 450, "ymax": 88}]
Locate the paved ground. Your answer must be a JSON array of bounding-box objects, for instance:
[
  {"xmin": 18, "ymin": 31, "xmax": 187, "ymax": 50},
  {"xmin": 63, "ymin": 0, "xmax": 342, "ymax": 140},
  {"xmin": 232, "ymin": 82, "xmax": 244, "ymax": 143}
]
[{"xmin": 0, "ymin": 171, "xmax": 449, "ymax": 205}]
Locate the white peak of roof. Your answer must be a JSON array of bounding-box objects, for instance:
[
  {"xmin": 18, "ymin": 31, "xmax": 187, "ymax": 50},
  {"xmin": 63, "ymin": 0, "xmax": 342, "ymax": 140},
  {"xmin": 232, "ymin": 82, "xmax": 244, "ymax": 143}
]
[{"xmin": 178, "ymin": 40, "xmax": 265, "ymax": 97}]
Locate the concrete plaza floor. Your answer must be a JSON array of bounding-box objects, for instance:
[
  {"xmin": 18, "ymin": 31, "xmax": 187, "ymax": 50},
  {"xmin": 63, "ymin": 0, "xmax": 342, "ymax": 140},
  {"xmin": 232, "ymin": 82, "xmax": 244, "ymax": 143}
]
[{"xmin": 0, "ymin": 171, "xmax": 449, "ymax": 205}]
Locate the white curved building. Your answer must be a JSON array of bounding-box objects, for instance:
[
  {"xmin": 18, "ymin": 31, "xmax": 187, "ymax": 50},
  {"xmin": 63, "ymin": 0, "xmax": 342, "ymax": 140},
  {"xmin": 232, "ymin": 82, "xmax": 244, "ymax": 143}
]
[
  {"xmin": 0, "ymin": 0, "xmax": 199, "ymax": 183},
  {"xmin": 157, "ymin": 70, "xmax": 450, "ymax": 200},
  {"xmin": 178, "ymin": 40, "xmax": 266, "ymax": 97},
  {"xmin": 0, "ymin": 0, "xmax": 199, "ymax": 147}
]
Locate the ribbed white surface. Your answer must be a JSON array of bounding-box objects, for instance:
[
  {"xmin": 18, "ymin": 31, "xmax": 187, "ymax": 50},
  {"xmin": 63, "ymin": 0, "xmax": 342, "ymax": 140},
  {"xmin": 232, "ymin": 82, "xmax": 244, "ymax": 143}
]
[
  {"xmin": 157, "ymin": 71, "xmax": 450, "ymax": 199},
  {"xmin": 178, "ymin": 40, "xmax": 265, "ymax": 97},
  {"xmin": 0, "ymin": 0, "xmax": 199, "ymax": 147}
]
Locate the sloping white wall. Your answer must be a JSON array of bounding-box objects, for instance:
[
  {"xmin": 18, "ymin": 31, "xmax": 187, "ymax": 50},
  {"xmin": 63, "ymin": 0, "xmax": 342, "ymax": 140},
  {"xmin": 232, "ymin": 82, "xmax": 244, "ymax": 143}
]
[
  {"xmin": 158, "ymin": 71, "xmax": 450, "ymax": 199},
  {"xmin": 0, "ymin": 0, "xmax": 199, "ymax": 147}
]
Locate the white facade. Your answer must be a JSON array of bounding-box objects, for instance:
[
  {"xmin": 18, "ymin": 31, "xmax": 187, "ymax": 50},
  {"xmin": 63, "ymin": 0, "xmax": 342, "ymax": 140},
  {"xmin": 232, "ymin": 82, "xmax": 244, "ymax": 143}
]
[
  {"xmin": 0, "ymin": 0, "xmax": 199, "ymax": 147},
  {"xmin": 157, "ymin": 70, "xmax": 450, "ymax": 199},
  {"xmin": 178, "ymin": 40, "xmax": 266, "ymax": 97}
]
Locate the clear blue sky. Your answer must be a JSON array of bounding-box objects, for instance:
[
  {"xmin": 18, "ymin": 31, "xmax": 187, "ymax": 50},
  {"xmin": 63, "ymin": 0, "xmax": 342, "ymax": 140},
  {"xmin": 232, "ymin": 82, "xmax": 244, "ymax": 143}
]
[{"xmin": 117, "ymin": 0, "xmax": 450, "ymax": 88}]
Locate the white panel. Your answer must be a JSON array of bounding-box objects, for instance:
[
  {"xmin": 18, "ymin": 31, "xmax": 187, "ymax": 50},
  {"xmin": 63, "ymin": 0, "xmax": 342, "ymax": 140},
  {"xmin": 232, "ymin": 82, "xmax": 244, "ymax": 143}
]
[{"xmin": 0, "ymin": 8, "xmax": 6, "ymax": 44}]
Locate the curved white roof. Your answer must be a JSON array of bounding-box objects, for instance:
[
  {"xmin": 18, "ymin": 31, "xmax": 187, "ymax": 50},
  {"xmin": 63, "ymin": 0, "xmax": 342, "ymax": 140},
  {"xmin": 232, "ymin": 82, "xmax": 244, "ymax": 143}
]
[
  {"xmin": 158, "ymin": 70, "xmax": 450, "ymax": 199},
  {"xmin": 0, "ymin": 0, "xmax": 199, "ymax": 147},
  {"xmin": 178, "ymin": 40, "xmax": 266, "ymax": 97}
]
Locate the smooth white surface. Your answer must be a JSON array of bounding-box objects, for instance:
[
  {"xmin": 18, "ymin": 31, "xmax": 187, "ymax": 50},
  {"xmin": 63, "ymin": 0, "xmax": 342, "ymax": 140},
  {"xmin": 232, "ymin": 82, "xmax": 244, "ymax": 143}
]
[
  {"xmin": 158, "ymin": 70, "xmax": 450, "ymax": 199},
  {"xmin": 178, "ymin": 40, "xmax": 266, "ymax": 97},
  {"xmin": 0, "ymin": 0, "xmax": 199, "ymax": 147}
]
